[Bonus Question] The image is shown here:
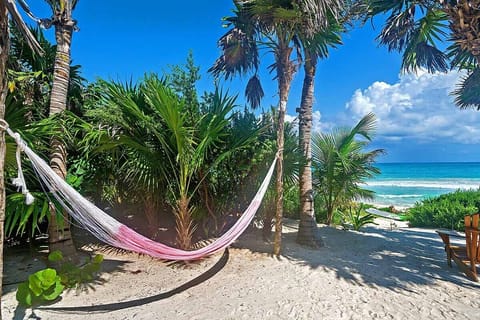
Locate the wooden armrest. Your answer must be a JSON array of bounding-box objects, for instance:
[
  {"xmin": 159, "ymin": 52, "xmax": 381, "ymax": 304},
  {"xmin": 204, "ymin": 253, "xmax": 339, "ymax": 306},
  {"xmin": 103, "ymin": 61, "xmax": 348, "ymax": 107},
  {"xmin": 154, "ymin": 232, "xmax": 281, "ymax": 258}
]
[{"xmin": 436, "ymin": 229, "xmax": 465, "ymax": 239}]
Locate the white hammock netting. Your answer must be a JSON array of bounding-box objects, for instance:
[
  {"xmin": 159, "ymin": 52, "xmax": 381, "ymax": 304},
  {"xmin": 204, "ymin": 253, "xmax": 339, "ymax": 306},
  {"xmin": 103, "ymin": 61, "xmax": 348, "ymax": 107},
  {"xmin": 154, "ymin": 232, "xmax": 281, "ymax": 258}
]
[{"xmin": 5, "ymin": 126, "xmax": 276, "ymax": 260}]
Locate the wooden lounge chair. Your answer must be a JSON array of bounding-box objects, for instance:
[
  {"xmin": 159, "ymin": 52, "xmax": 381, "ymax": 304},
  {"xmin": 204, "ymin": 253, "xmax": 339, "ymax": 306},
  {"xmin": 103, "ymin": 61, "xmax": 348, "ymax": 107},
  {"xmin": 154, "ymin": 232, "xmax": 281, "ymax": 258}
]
[{"xmin": 437, "ymin": 213, "xmax": 480, "ymax": 282}]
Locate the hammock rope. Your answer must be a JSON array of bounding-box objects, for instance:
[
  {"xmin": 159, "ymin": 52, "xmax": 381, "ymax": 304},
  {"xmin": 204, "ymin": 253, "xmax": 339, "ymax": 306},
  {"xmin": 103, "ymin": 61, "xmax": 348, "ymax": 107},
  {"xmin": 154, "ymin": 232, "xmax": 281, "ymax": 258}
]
[{"xmin": 0, "ymin": 120, "xmax": 277, "ymax": 260}]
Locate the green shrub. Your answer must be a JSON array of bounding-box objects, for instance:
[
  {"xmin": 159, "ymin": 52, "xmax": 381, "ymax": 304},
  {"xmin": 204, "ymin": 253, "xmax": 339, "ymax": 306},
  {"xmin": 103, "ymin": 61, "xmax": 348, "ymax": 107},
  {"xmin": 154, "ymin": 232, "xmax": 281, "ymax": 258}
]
[
  {"xmin": 283, "ymin": 186, "xmax": 300, "ymax": 219},
  {"xmin": 16, "ymin": 268, "xmax": 64, "ymax": 307},
  {"xmin": 49, "ymin": 250, "xmax": 104, "ymax": 289},
  {"xmin": 16, "ymin": 251, "xmax": 104, "ymax": 307},
  {"xmin": 341, "ymin": 204, "xmax": 377, "ymax": 231},
  {"xmin": 406, "ymin": 189, "xmax": 480, "ymax": 230}
]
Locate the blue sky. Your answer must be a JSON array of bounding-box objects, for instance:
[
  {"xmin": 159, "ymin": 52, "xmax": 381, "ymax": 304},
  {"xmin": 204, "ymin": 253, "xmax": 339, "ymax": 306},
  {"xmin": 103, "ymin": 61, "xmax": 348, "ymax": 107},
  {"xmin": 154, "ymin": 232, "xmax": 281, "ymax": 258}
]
[{"xmin": 22, "ymin": 1, "xmax": 480, "ymax": 163}]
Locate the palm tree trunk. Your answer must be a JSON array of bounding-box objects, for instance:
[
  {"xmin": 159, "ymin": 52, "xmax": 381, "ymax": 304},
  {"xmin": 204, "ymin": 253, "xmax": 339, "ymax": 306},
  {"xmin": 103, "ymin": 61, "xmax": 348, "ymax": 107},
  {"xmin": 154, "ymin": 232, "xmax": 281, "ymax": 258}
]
[
  {"xmin": 273, "ymin": 43, "xmax": 294, "ymax": 256},
  {"xmin": 297, "ymin": 52, "xmax": 323, "ymax": 247},
  {"xmin": 48, "ymin": 22, "xmax": 76, "ymax": 257},
  {"xmin": 0, "ymin": 3, "xmax": 8, "ymax": 317},
  {"xmin": 144, "ymin": 196, "xmax": 159, "ymax": 238},
  {"xmin": 175, "ymin": 194, "xmax": 193, "ymax": 250},
  {"xmin": 444, "ymin": 1, "xmax": 480, "ymax": 58}
]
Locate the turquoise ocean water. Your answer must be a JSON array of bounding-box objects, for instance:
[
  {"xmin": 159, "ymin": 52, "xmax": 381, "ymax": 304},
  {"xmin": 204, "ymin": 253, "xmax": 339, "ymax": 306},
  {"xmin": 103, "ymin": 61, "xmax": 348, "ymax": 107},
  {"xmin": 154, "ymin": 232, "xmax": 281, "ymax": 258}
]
[{"xmin": 365, "ymin": 163, "xmax": 480, "ymax": 208}]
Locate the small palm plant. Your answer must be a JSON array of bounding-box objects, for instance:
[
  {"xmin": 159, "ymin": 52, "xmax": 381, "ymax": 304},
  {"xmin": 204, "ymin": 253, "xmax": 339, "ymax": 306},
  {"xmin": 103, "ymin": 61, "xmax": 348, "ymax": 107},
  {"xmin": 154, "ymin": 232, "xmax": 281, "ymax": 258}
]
[
  {"xmin": 81, "ymin": 74, "xmax": 258, "ymax": 250},
  {"xmin": 340, "ymin": 204, "xmax": 377, "ymax": 231},
  {"xmin": 312, "ymin": 113, "xmax": 385, "ymax": 225}
]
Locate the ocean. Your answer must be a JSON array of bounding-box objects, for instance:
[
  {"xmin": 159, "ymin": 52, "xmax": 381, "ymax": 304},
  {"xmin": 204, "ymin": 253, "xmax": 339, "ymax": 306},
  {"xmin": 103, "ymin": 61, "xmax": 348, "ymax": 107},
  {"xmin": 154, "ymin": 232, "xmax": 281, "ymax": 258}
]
[{"xmin": 364, "ymin": 162, "xmax": 480, "ymax": 208}]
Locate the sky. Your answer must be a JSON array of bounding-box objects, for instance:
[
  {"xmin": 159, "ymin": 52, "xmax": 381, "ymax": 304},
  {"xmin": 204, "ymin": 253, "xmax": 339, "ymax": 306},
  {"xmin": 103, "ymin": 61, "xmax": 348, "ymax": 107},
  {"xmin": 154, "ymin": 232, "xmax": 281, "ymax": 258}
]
[{"xmin": 21, "ymin": 0, "xmax": 480, "ymax": 163}]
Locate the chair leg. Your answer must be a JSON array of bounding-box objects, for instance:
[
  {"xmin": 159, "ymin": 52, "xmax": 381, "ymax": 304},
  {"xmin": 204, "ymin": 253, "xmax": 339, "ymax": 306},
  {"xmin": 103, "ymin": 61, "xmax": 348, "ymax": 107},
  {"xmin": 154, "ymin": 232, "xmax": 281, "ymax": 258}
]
[{"xmin": 446, "ymin": 248, "xmax": 452, "ymax": 267}]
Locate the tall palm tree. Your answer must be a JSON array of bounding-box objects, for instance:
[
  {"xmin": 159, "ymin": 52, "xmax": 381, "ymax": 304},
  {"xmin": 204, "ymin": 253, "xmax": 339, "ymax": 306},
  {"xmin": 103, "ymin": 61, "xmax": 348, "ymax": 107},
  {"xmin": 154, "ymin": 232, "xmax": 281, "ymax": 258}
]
[
  {"xmin": 40, "ymin": 0, "xmax": 79, "ymax": 255},
  {"xmin": 211, "ymin": 0, "xmax": 340, "ymax": 255},
  {"xmin": 368, "ymin": 0, "xmax": 480, "ymax": 109},
  {"xmin": 297, "ymin": 14, "xmax": 343, "ymax": 247},
  {"xmin": 0, "ymin": 0, "xmax": 42, "ymax": 315},
  {"xmin": 10, "ymin": 0, "xmax": 82, "ymax": 255},
  {"xmin": 311, "ymin": 113, "xmax": 384, "ymax": 225}
]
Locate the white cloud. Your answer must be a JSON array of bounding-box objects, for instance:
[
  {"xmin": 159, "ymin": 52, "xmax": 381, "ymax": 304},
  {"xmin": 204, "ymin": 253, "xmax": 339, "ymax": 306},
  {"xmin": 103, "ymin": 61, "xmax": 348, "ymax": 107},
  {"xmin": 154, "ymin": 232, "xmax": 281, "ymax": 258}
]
[
  {"xmin": 285, "ymin": 114, "xmax": 297, "ymax": 124},
  {"xmin": 286, "ymin": 110, "xmax": 329, "ymax": 134},
  {"xmin": 345, "ymin": 71, "xmax": 480, "ymax": 144}
]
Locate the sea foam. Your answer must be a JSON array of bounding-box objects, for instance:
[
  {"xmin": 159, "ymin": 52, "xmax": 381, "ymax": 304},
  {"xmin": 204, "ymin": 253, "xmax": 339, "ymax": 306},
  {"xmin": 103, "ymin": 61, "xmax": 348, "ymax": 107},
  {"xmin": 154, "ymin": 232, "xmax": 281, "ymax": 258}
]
[{"xmin": 364, "ymin": 179, "xmax": 480, "ymax": 190}]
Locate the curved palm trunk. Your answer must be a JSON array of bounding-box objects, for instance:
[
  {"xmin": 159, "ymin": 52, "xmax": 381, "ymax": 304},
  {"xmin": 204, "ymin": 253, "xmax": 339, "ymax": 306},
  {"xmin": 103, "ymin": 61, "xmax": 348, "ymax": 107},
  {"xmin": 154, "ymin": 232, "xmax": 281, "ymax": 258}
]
[
  {"xmin": 273, "ymin": 43, "xmax": 294, "ymax": 256},
  {"xmin": 297, "ymin": 52, "xmax": 323, "ymax": 247},
  {"xmin": 48, "ymin": 22, "xmax": 76, "ymax": 257},
  {"xmin": 0, "ymin": 3, "xmax": 8, "ymax": 316}
]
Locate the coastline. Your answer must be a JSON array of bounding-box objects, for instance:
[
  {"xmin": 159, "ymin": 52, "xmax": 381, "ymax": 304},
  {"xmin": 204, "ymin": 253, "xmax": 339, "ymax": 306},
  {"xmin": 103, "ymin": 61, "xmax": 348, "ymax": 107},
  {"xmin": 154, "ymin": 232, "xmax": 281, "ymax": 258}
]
[{"xmin": 362, "ymin": 200, "xmax": 411, "ymax": 212}]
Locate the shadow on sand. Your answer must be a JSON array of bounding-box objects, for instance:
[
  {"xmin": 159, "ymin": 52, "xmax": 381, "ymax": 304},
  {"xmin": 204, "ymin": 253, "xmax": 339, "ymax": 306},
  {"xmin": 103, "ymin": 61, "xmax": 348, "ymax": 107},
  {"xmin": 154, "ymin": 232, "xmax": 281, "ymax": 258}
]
[
  {"xmin": 233, "ymin": 221, "xmax": 480, "ymax": 291},
  {"xmin": 35, "ymin": 248, "xmax": 229, "ymax": 315}
]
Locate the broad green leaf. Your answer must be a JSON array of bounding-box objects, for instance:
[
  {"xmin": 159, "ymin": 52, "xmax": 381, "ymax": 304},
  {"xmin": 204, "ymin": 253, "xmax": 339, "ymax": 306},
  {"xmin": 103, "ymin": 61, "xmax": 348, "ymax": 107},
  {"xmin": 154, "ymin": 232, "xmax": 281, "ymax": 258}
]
[
  {"xmin": 42, "ymin": 278, "xmax": 64, "ymax": 301},
  {"xmin": 16, "ymin": 282, "xmax": 33, "ymax": 307},
  {"xmin": 28, "ymin": 274, "xmax": 43, "ymax": 296},
  {"xmin": 48, "ymin": 250, "xmax": 64, "ymax": 263}
]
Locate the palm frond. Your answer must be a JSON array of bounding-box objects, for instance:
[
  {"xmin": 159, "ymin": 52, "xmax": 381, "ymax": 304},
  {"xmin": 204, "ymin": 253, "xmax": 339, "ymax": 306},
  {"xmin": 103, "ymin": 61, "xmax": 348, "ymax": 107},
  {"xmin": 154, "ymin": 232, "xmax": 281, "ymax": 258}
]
[
  {"xmin": 245, "ymin": 74, "xmax": 264, "ymax": 109},
  {"xmin": 209, "ymin": 27, "xmax": 260, "ymax": 80},
  {"xmin": 452, "ymin": 67, "xmax": 480, "ymax": 110},
  {"xmin": 4, "ymin": 0, "xmax": 43, "ymax": 55}
]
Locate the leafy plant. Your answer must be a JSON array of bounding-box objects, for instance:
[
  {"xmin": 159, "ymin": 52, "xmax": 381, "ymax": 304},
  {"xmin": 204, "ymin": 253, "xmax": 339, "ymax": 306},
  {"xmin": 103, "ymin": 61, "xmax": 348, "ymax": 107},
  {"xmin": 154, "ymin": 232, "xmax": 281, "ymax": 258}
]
[
  {"xmin": 16, "ymin": 251, "xmax": 103, "ymax": 307},
  {"xmin": 406, "ymin": 189, "xmax": 480, "ymax": 230},
  {"xmin": 341, "ymin": 204, "xmax": 377, "ymax": 231},
  {"xmin": 312, "ymin": 113, "xmax": 384, "ymax": 225},
  {"xmin": 5, "ymin": 192, "xmax": 65, "ymax": 239},
  {"xmin": 16, "ymin": 268, "xmax": 64, "ymax": 307},
  {"xmin": 48, "ymin": 250, "xmax": 104, "ymax": 289}
]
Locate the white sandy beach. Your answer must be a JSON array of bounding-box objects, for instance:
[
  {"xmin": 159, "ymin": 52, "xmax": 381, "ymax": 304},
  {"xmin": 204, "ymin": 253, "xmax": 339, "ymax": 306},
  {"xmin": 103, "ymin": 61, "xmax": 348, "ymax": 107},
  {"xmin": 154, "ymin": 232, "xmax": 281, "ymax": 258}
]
[{"xmin": 2, "ymin": 218, "xmax": 480, "ymax": 320}]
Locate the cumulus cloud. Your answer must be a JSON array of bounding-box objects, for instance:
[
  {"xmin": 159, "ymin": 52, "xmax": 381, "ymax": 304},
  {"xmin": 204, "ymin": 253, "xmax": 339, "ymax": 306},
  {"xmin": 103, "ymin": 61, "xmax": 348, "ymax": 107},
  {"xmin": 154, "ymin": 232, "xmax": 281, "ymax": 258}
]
[
  {"xmin": 285, "ymin": 114, "xmax": 297, "ymax": 124},
  {"xmin": 285, "ymin": 110, "xmax": 329, "ymax": 134},
  {"xmin": 345, "ymin": 70, "xmax": 480, "ymax": 144}
]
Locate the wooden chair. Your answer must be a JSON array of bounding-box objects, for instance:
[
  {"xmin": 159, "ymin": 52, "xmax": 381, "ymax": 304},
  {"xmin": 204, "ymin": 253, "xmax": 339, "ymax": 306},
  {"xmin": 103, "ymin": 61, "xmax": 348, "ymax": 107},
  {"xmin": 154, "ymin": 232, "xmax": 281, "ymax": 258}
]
[{"xmin": 437, "ymin": 213, "xmax": 480, "ymax": 282}]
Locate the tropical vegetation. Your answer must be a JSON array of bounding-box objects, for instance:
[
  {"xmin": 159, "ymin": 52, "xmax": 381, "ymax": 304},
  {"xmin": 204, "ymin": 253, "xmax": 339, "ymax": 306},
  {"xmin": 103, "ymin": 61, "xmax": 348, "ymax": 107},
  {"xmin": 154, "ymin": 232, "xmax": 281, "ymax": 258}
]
[
  {"xmin": 407, "ymin": 189, "xmax": 480, "ymax": 231},
  {"xmin": 311, "ymin": 113, "xmax": 384, "ymax": 225},
  {"xmin": 340, "ymin": 203, "xmax": 377, "ymax": 231},
  {"xmin": 16, "ymin": 250, "xmax": 103, "ymax": 308},
  {"xmin": 366, "ymin": 0, "xmax": 480, "ymax": 109},
  {"xmin": 210, "ymin": 0, "xmax": 347, "ymax": 253},
  {"xmin": 1, "ymin": 0, "xmax": 479, "ymax": 313}
]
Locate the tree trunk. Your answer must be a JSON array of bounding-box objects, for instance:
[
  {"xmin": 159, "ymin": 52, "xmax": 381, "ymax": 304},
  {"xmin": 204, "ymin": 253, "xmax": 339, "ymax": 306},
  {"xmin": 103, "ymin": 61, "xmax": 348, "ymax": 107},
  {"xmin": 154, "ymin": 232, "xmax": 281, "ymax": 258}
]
[
  {"xmin": 144, "ymin": 196, "xmax": 159, "ymax": 239},
  {"xmin": 326, "ymin": 206, "xmax": 334, "ymax": 225},
  {"xmin": 273, "ymin": 43, "xmax": 294, "ymax": 256},
  {"xmin": 297, "ymin": 52, "xmax": 323, "ymax": 248},
  {"xmin": 444, "ymin": 1, "xmax": 480, "ymax": 58},
  {"xmin": 175, "ymin": 194, "xmax": 193, "ymax": 250},
  {"xmin": 48, "ymin": 22, "xmax": 76, "ymax": 257},
  {"xmin": 0, "ymin": 3, "xmax": 8, "ymax": 317}
]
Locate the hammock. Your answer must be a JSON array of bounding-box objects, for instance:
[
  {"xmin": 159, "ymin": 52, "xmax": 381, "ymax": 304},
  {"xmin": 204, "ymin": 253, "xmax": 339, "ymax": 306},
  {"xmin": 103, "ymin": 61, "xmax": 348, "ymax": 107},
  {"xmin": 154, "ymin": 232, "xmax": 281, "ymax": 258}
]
[{"xmin": 2, "ymin": 123, "xmax": 276, "ymax": 260}]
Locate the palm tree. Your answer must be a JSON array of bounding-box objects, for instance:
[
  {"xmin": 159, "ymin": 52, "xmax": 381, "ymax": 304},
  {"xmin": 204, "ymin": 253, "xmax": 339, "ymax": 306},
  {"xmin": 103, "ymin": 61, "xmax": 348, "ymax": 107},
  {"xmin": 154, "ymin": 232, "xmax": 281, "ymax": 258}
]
[
  {"xmin": 38, "ymin": 0, "xmax": 79, "ymax": 255},
  {"xmin": 211, "ymin": 0, "xmax": 341, "ymax": 255},
  {"xmin": 311, "ymin": 113, "xmax": 384, "ymax": 225},
  {"xmin": 0, "ymin": 0, "xmax": 42, "ymax": 316},
  {"xmin": 367, "ymin": 0, "xmax": 480, "ymax": 109},
  {"xmin": 81, "ymin": 74, "xmax": 257, "ymax": 250},
  {"xmin": 297, "ymin": 14, "xmax": 343, "ymax": 247}
]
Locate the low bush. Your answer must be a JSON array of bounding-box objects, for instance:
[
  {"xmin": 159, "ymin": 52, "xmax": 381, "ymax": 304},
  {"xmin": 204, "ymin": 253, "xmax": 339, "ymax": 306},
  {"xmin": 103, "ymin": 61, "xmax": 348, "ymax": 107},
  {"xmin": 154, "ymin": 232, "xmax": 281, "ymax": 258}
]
[
  {"xmin": 406, "ymin": 189, "xmax": 480, "ymax": 230},
  {"xmin": 16, "ymin": 251, "xmax": 104, "ymax": 307}
]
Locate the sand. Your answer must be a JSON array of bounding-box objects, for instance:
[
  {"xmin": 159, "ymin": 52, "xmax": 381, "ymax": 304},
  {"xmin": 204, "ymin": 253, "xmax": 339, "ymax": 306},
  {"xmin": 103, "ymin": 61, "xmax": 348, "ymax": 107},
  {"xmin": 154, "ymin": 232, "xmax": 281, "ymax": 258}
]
[{"xmin": 2, "ymin": 218, "xmax": 480, "ymax": 320}]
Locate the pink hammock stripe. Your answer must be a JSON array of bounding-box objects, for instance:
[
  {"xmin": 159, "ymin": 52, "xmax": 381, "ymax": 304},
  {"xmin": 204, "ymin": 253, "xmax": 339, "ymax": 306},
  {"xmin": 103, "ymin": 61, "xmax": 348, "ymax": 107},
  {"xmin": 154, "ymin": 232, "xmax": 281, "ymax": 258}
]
[{"xmin": 16, "ymin": 132, "xmax": 276, "ymax": 260}]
